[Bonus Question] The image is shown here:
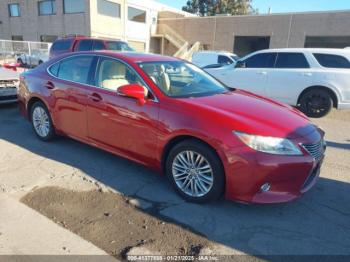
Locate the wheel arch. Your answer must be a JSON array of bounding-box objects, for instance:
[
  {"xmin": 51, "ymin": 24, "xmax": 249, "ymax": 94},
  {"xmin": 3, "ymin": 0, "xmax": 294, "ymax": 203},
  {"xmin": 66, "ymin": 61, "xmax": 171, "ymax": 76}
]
[
  {"xmin": 27, "ymin": 96, "xmax": 46, "ymax": 121},
  {"xmin": 298, "ymin": 85, "xmax": 339, "ymax": 108},
  {"xmin": 161, "ymin": 135, "xmax": 225, "ymax": 177}
]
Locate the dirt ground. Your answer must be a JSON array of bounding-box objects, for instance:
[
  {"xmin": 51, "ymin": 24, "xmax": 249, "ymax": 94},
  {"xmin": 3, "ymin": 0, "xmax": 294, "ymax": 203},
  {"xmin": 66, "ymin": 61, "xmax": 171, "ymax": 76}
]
[{"xmin": 21, "ymin": 187, "xmax": 212, "ymax": 259}]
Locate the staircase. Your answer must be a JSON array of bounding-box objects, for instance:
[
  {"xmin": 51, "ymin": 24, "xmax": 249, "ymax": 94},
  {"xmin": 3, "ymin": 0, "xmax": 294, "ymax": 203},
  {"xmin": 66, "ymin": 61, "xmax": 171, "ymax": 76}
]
[{"xmin": 155, "ymin": 24, "xmax": 202, "ymax": 61}]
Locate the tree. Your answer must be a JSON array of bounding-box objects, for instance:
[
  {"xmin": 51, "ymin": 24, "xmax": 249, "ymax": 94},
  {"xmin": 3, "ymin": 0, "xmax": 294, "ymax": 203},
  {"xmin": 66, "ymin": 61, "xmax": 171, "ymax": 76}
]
[{"xmin": 182, "ymin": 0, "xmax": 258, "ymax": 16}]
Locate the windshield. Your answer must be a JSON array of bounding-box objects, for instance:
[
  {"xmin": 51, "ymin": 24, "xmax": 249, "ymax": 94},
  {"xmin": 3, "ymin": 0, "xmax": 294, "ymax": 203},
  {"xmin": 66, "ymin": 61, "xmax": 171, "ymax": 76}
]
[
  {"xmin": 106, "ymin": 41, "xmax": 134, "ymax": 51},
  {"xmin": 138, "ymin": 61, "xmax": 229, "ymax": 98},
  {"xmin": 231, "ymin": 55, "xmax": 239, "ymax": 61}
]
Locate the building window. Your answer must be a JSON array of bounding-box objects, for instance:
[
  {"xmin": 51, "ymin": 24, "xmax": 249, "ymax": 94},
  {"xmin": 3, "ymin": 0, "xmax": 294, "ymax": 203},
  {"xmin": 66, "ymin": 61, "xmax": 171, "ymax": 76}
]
[
  {"xmin": 97, "ymin": 0, "xmax": 120, "ymax": 17},
  {"xmin": 12, "ymin": 35, "xmax": 23, "ymax": 41},
  {"xmin": 128, "ymin": 7, "xmax": 146, "ymax": 23},
  {"xmin": 8, "ymin": 3, "xmax": 20, "ymax": 17},
  {"xmin": 63, "ymin": 0, "xmax": 85, "ymax": 14},
  {"xmin": 128, "ymin": 40, "xmax": 145, "ymax": 52},
  {"xmin": 40, "ymin": 35, "xmax": 58, "ymax": 43},
  {"xmin": 38, "ymin": 0, "xmax": 56, "ymax": 15}
]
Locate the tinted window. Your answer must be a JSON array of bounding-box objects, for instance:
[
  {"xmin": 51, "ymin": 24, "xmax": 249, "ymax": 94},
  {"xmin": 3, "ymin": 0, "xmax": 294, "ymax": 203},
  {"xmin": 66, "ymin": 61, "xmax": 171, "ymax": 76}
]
[
  {"xmin": 275, "ymin": 53, "xmax": 310, "ymax": 68},
  {"xmin": 8, "ymin": 4, "xmax": 20, "ymax": 17},
  {"xmin": 57, "ymin": 56, "xmax": 94, "ymax": 84},
  {"xmin": 38, "ymin": 0, "xmax": 56, "ymax": 15},
  {"xmin": 97, "ymin": 0, "xmax": 120, "ymax": 17},
  {"xmin": 106, "ymin": 41, "xmax": 134, "ymax": 51},
  {"xmin": 128, "ymin": 7, "xmax": 146, "ymax": 23},
  {"xmin": 244, "ymin": 53, "xmax": 277, "ymax": 68},
  {"xmin": 51, "ymin": 39, "xmax": 73, "ymax": 51},
  {"xmin": 49, "ymin": 62, "xmax": 60, "ymax": 76},
  {"xmin": 218, "ymin": 55, "xmax": 233, "ymax": 65},
  {"xmin": 96, "ymin": 58, "xmax": 143, "ymax": 91},
  {"xmin": 63, "ymin": 0, "xmax": 85, "ymax": 13},
  {"xmin": 77, "ymin": 40, "xmax": 93, "ymax": 51},
  {"xmin": 93, "ymin": 40, "xmax": 105, "ymax": 51},
  {"xmin": 314, "ymin": 53, "xmax": 350, "ymax": 69}
]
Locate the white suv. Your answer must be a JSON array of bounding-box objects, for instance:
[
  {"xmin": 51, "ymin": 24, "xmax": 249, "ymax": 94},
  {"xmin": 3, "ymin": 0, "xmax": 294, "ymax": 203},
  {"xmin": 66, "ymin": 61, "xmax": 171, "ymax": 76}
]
[
  {"xmin": 192, "ymin": 51, "xmax": 239, "ymax": 68},
  {"xmin": 206, "ymin": 48, "xmax": 350, "ymax": 118}
]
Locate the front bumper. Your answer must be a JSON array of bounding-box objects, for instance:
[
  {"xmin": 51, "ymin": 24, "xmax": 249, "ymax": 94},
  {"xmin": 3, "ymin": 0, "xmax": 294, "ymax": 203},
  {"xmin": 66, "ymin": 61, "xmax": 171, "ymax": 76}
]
[
  {"xmin": 337, "ymin": 102, "xmax": 350, "ymax": 110},
  {"xmin": 0, "ymin": 88, "xmax": 17, "ymax": 104},
  {"xmin": 221, "ymin": 132, "xmax": 325, "ymax": 204}
]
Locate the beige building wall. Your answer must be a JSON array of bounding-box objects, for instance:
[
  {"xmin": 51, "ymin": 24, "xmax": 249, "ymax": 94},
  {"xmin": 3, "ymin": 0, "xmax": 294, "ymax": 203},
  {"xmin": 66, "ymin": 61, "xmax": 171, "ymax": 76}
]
[
  {"xmin": 158, "ymin": 10, "xmax": 350, "ymax": 55},
  {"xmin": 89, "ymin": 0, "xmax": 125, "ymax": 40},
  {"xmin": 0, "ymin": 0, "xmax": 91, "ymax": 42}
]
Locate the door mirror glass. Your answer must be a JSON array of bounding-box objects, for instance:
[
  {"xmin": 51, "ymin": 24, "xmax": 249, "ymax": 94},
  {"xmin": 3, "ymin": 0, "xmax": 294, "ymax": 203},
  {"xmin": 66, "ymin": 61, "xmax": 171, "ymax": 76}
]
[
  {"xmin": 235, "ymin": 60, "xmax": 246, "ymax": 68},
  {"xmin": 118, "ymin": 84, "xmax": 147, "ymax": 105}
]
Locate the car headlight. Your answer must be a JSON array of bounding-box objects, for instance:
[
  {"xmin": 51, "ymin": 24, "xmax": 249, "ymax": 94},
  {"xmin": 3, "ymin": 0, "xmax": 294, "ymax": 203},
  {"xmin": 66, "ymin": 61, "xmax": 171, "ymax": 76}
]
[{"xmin": 234, "ymin": 131, "xmax": 302, "ymax": 156}]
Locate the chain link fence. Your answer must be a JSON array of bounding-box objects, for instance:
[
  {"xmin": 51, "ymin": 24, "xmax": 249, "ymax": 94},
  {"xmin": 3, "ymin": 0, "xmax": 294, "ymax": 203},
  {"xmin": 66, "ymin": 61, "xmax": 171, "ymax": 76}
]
[{"xmin": 0, "ymin": 40, "xmax": 52, "ymax": 68}]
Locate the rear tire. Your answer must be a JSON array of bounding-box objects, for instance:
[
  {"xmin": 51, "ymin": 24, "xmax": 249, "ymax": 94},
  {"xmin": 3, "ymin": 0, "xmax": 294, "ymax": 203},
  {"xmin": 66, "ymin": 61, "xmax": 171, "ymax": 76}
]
[
  {"xmin": 30, "ymin": 101, "xmax": 55, "ymax": 141},
  {"xmin": 299, "ymin": 89, "xmax": 333, "ymax": 118},
  {"xmin": 165, "ymin": 139, "xmax": 225, "ymax": 203}
]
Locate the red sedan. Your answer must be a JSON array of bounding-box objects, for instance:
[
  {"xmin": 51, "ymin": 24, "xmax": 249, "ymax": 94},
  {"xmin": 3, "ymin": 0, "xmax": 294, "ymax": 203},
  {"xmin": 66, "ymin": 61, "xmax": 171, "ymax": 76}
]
[{"xmin": 17, "ymin": 51, "xmax": 326, "ymax": 204}]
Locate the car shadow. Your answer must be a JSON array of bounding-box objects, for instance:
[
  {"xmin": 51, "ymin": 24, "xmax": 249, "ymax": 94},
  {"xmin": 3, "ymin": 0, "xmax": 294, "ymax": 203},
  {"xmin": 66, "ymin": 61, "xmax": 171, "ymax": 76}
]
[
  {"xmin": 326, "ymin": 141, "xmax": 350, "ymax": 150},
  {"xmin": 1, "ymin": 104, "xmax": 350, "ymax": 256}
]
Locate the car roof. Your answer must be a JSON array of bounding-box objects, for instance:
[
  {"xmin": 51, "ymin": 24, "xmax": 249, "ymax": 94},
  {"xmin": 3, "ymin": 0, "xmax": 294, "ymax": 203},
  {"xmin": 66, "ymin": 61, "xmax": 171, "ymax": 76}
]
[
  {"xmin": 257, "ymin": 48, "xmax": 350, "ymax": 54},
  {"xmin": 194, "ymin": 51, "xmax": 237, "ymax": 56},
  {"xmin": 54, "ymin": 51, "xmax": 180, "ymax": 63},
  {"xmin": 56, "ymin": 36, "xmax": 126, "ymax": 43}
]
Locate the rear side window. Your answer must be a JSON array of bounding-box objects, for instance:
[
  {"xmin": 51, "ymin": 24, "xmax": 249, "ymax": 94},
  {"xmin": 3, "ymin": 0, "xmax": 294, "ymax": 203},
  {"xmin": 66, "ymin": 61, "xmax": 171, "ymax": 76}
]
[
  {"xmin": 93, "ymin": 40, "xmax": 105, "ymax": 51},
  {"xmin": 53, "ymin": 56, "xmax": 94, "ymax": 84},
  {"xmin": 48, "ymin": 62, "xmax": 60, "ymax": 76},
  {"xmin": 244, "ymin": 53, "xmax": 277, "ymax": 68},
  {"xmin": 51, "ymin": 39, "xmax": 73, "ymax": 51},
  {"xmin": 275, "ymin": 53, "xmax": 310, "ymax": 68},
  {"xmin": 313, "ymin": 53, "xmax": 350, "ymax": 69},
  {"xmin": 76, "ymin": 40, "xmax": 93, "ymax": 51},
  {"xmin": 218, "ymin": 55, "xmax": 232, "ymax": 65},
  {"xmin": 106, "ymin": 41, "xmax": 134, "ymax": 51}
]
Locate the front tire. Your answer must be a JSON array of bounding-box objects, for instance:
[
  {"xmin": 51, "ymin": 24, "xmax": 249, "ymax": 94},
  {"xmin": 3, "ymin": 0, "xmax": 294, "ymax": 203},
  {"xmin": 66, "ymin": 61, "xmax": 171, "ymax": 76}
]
[
  {"xmin": 30, "ymin": 101, "xmax": 55, "ymax": 141},
  {"xmin": 166, "ymin": 139, "xmax": 225, "ymax": 203},
  {"xmin": 299, "ymin": 89, "xmax": 333, "ymax": 118}
]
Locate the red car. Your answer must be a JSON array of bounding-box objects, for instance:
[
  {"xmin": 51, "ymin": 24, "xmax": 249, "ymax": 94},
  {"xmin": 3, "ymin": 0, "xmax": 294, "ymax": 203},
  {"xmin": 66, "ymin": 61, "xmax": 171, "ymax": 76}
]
[
  {"xmin": 17, "ymin": 51, "xmax": 326, "ymax": 204},
  {"xmin": 49, "ymin": 36, "xmax": 134, "ymax": 59}
]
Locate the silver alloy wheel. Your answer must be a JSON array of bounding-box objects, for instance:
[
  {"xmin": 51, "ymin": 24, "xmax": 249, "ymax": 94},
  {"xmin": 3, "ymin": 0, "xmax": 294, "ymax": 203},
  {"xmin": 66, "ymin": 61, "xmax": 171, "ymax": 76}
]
[
  {"xmin": 32, "ymin": 106, "xmax": 50, "ymax": 138},
  {"xmin": 172, "ymin": 150, "xmax": 214, "ymax": 197}
]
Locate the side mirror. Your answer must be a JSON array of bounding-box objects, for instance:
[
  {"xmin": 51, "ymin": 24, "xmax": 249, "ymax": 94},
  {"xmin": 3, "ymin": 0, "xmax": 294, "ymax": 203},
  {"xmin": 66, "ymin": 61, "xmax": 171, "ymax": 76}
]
[
  {"xmin": 235, "ymin": 60, "xmax": 246, "ymax": 68},
  {"xmin": 118, "ymin": 84, "xmax": 146, "ymax": 106}
]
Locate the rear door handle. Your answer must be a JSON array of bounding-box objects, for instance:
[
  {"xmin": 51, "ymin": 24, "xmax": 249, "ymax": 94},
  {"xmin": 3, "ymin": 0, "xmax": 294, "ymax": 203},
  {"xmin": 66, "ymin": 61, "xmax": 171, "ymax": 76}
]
[
  {"xmin": 89, "ymin": 92, "xmax": 102, "ymax": 102},
  {"xmin": 44, "ymin": 81, "xmax": 55, "ymax": 89},
  {"xmin": 257, "ymin": 71, "xmax": 267, "ymax": 75}
]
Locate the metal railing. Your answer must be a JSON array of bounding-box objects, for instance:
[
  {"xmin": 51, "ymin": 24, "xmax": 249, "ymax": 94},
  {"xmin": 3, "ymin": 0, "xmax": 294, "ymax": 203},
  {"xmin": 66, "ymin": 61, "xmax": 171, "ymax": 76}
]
[
  {"xmin": 183, "ymin": 42, "xmax": 202, "ymax": 61},
  {"xmin": 157, "ymin": 24, "xmax": 187, "ymax": 48},
  {"xmin": 0, "ymin": 39, "xmax": 51, "ymax": 68}
]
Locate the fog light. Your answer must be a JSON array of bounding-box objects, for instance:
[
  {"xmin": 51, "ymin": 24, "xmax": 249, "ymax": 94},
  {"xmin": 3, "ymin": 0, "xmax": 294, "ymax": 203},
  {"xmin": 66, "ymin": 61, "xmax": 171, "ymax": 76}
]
[{"xmin": 260, "ymin": 183, "xmax": 271, "ymax": 192}]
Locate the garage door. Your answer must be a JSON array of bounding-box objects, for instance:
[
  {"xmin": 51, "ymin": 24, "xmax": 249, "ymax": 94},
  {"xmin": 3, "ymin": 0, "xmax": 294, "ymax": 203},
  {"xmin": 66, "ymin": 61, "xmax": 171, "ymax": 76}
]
[{"xmin": 128, "ymin": 41, "xmax": 145, "ymax": 52}]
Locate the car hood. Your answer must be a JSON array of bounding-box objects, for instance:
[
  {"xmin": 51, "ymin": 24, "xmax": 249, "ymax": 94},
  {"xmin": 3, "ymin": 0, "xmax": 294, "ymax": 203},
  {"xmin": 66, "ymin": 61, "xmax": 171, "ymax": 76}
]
[{"xmin": 179, "ymin": 89, "xmax": 316, "ymax": 139}]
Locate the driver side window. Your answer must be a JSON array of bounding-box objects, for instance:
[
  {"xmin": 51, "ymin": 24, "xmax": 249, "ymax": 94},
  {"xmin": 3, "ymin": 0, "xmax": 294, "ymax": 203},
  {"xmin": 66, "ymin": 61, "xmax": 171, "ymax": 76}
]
[
  {"xmin": 243, "ymin": 53, "xmax": 277, "ymax": 68},
  {"xmin": 96, "ymin": 58, "xmax": 144, "ymax": 92}
]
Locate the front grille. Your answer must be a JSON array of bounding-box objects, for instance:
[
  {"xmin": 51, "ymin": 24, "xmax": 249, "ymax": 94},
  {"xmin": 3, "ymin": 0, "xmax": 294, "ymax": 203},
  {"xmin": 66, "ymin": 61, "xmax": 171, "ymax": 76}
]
[
  {"xmin": 0, "ymin": 95, "xmax": 17, "ymax": 101},
  {"xmin": 302, "ymin": 140, "xmax": 325, "ymax": 161}
]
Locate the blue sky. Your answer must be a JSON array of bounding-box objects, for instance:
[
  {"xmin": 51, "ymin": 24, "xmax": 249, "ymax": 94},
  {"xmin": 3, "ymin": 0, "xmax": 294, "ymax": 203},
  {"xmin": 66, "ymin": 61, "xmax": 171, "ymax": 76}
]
[{"xmin": 155, "ymin": 0, "xmax": 350, "ymax": 14}]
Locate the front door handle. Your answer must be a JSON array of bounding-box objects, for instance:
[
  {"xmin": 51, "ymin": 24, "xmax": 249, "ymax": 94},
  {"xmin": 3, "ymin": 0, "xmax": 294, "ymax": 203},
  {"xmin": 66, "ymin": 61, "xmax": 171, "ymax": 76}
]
[
  {"xmin": 44, "ymin": 81, "xmax": 55, "ymax": 89},
  {"xmin": 301, "ymin": 72, "xmax": 312, "ymax": 77},
  {"xmin": 257, "ymin": 71, "xmax": 267, "ymax": 75},
  {"xmin": 89, "ymin": 93, "xmax": 102, "ymax": 102}
]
